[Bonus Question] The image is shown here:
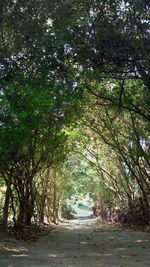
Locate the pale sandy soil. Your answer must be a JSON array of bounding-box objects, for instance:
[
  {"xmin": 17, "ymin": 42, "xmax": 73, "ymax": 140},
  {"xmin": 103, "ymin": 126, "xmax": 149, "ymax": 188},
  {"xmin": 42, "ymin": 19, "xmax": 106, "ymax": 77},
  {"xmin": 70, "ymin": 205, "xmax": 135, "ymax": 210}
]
[{"xmin": 0, "ymin": 217, "xmax": 150, "ymax": 267}]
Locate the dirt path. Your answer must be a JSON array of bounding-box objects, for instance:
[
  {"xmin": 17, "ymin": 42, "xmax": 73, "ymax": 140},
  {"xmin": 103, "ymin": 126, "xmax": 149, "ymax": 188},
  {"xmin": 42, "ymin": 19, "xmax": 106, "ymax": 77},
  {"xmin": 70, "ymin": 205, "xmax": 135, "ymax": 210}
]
[{"xmin": 0, "ymin": 218, "xmax": 150, "ymax": 267}]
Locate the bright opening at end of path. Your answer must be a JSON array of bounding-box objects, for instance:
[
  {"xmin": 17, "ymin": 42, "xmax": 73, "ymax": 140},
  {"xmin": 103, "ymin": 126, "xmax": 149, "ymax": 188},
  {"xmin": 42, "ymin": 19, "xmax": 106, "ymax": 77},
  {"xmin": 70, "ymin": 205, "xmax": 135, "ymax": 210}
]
[{"xmin": 67, "ymin": 194, "xmax": 94, "ymax": 219}]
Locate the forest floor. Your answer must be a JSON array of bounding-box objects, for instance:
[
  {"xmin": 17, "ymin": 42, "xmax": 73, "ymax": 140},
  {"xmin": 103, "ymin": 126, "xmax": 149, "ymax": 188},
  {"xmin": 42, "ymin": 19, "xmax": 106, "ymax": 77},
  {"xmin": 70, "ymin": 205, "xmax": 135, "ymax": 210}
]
[{"xmin": 0, "ymin": 217, "xmax": 150, "ymax": 267}]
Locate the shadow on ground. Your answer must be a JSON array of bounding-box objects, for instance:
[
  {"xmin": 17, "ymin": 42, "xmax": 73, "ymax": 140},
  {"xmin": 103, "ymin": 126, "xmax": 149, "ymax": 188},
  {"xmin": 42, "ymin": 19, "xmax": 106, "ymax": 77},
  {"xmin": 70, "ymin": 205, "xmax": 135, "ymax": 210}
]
[{"xmin": 0, "ymin": 217, "xmax": 150, "ymax": 267}]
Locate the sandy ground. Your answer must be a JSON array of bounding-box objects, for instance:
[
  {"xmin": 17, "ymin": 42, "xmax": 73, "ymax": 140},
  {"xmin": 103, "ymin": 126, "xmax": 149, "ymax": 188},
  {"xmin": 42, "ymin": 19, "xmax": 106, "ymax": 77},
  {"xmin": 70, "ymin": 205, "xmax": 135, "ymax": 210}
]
[{"xmin": 0, "ymin": 217, "xmax": 150, "ymax": 267}]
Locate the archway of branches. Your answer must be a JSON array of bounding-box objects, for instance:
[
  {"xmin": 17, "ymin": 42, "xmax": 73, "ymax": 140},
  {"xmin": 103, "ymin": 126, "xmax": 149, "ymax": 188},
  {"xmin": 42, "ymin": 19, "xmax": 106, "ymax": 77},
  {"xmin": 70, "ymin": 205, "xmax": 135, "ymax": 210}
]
[{"xmin": 0, "ymin": 0, "xmax": 150, "ymax": 233}]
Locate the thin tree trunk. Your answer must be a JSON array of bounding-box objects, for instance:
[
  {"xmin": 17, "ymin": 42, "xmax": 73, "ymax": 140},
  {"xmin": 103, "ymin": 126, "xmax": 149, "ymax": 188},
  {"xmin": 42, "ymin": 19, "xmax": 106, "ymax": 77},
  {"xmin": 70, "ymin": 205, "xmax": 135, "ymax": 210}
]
[
  {"xmin": 2, "ymin": 182, "xmax": 11, "ymax": 233},
  {"xmin": 39, "ymin": 195, "xmax": 46, "ymax": 224}
]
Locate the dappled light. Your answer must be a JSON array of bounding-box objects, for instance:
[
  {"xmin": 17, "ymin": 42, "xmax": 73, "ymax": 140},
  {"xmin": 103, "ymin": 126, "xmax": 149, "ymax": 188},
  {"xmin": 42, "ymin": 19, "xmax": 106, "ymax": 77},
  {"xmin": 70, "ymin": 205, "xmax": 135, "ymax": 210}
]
[
  {"xmin": 48, "ymin": 253, "xmax": 65, "ymax": 258},
  {"xmin": 11, "ymin": 254, "xmax": 29, "ymax": 258},
  {"xmin": 1, "ymin": 218, "xmax": 150, "ymax": 266}
]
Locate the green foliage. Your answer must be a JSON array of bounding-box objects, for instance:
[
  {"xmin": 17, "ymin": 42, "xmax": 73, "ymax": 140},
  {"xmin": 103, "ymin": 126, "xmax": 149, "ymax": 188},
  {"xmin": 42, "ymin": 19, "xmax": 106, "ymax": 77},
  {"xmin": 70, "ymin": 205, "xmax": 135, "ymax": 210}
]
[{"xmin": 51, "ymin": 0, "xmax": 150, "ymax": 91}]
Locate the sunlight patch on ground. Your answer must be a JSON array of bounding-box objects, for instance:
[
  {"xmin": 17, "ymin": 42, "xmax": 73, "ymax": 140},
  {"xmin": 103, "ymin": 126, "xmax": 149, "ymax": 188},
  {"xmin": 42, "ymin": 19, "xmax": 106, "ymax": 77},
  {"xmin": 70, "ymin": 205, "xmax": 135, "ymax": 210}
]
[
  {"xmin": 116, "ymin": 247, "xmax": 126, "ymax": 251},
  {"xmin": 12, "ymin": 254, "xmax": 29, "ymax": 257},
  {"xmin": 135, "ymin": 239, "xmax": 149, "ymax": 243},
  {"xmin": 48, "ymin": 253, "xmax": 65, "ymax": 258}
]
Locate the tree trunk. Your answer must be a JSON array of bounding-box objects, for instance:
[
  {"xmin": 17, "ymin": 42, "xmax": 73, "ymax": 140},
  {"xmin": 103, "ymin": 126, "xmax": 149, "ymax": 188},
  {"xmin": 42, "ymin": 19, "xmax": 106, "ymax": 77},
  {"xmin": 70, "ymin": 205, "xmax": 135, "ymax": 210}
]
[
  {"xmin": 52, "ymin": 168, "xmax": 57, "ymax": 223},
  {"xmin": 15, "ymin": 176, "xmax": 35, "ymax": 227},
  {"xmin": 39, "ymin": 195, "xmax": 46, "ymax": 224},
  {"xmin": 25, "ymin": 197, "xmax": 35, "ymax": 226},
  {"xmin": 16, "ymin": 199, "xmax": 26, "ymax": 229},
  {"xmin": 2, "ymin": 182, "xmax": 11, "ymax": 233}
]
